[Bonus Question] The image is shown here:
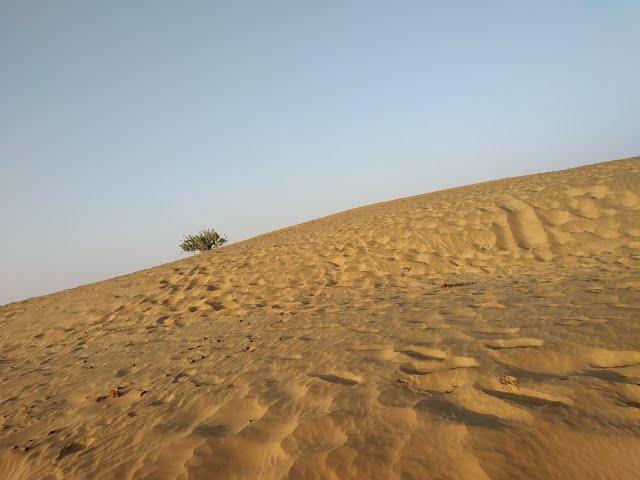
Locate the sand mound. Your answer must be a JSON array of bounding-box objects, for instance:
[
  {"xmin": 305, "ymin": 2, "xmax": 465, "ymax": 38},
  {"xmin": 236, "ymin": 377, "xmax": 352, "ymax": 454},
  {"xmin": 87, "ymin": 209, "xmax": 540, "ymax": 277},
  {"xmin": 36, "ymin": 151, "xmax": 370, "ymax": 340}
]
[{"xmin": 2, "ymin": 156, "xmax": 640, "ymax": 479}]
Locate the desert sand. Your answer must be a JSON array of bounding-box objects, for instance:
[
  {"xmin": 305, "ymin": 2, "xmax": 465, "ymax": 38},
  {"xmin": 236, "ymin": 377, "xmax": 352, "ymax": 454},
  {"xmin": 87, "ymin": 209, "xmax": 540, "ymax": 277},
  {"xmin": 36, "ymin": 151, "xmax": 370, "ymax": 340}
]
[{"xmin": 2, "ymin": 156, "xmax": 640, "ymax": 479}]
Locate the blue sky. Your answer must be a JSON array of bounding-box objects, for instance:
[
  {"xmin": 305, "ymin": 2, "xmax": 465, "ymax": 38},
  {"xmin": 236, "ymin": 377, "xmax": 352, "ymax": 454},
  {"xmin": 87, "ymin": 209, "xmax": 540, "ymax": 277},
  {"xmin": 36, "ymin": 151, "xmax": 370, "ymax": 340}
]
[{"xmin": 2, "ymin": 1, "xmax": 639, "ymax": 304}]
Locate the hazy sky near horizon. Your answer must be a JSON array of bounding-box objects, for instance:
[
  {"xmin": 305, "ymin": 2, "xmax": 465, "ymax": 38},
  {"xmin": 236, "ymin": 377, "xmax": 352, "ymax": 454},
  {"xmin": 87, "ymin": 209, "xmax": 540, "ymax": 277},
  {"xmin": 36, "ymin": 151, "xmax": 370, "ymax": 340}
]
[{"xmin": 2, "ymin": 1, "xmax": 640, "ymax": 305}]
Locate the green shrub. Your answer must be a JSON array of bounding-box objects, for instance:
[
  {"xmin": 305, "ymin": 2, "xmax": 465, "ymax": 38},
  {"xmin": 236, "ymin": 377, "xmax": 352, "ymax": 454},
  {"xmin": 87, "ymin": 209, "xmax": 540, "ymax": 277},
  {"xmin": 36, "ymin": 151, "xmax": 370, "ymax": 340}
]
[{"xmin": 180, "ymin": 229, "xmax": 227, "ymax": 252}]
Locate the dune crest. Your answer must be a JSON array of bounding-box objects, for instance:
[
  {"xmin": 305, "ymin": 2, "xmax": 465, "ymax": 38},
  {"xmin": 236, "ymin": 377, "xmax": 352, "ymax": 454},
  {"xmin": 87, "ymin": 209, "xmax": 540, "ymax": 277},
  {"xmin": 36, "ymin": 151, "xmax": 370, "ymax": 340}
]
[{"xmin": 2, "ymin": 156, "xmax": 640, "ymax": 479}]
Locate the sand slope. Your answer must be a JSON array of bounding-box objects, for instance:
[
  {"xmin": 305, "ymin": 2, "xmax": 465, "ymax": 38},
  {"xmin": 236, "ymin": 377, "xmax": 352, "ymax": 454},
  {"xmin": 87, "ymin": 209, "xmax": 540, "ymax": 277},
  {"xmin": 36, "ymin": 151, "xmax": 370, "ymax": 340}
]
[{"xmin": 2, "ymin": 156, "xmax": 640, "ymax": 479}]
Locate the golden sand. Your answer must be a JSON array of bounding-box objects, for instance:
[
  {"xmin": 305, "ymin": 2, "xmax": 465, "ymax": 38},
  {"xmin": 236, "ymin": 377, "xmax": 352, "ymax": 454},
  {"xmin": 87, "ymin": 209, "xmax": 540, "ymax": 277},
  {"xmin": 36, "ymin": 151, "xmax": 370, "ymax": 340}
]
[{"xmin": 2, "ymin": 157, "xmax": 640, "ymax": 479}]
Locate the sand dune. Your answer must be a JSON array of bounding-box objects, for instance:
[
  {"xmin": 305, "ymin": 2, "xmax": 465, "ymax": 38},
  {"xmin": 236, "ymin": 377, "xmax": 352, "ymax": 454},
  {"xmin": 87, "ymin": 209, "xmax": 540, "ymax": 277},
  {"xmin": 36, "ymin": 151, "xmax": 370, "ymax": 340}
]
[{"xmin": 2, "ymin": 156, "xmax": 640, "ymax": 479}]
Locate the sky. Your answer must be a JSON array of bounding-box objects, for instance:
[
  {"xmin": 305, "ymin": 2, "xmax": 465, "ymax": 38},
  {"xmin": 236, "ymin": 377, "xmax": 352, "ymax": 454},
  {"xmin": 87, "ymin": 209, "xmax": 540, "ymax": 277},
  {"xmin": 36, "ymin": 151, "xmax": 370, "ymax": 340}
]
[{"xmin": 1, "ymin": 1, "xmax": 639, "ymax": 305}]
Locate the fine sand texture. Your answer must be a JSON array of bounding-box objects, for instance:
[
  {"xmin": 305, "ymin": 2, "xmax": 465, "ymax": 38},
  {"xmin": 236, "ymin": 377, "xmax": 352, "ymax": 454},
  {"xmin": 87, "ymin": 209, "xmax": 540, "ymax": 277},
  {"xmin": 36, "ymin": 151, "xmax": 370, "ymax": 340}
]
[{"xmin": 2, "ymin": 156, "xmax": 640, "ymax": 479}]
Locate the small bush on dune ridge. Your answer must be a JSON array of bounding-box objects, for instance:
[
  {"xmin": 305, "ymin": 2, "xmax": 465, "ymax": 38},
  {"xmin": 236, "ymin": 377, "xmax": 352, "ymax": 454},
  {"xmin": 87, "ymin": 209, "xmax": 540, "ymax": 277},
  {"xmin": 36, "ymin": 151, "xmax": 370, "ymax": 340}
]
[{"xmin": 180, "ymin": 229, "xmax": 227, "ymax": 252}]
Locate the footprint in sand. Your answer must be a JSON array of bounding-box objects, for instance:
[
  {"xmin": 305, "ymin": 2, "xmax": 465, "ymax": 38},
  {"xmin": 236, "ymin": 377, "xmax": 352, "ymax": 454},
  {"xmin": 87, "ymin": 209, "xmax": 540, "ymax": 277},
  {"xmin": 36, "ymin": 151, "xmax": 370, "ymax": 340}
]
[{"xmin": 484, "ymin": 338, "xmax": 543, "ymax": 349}]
